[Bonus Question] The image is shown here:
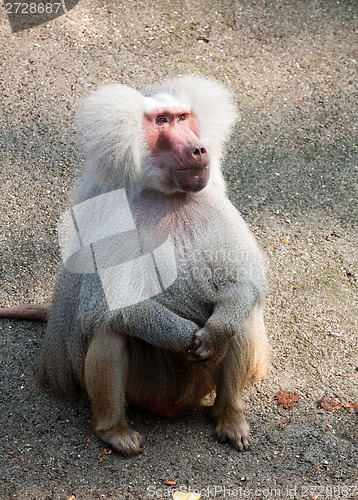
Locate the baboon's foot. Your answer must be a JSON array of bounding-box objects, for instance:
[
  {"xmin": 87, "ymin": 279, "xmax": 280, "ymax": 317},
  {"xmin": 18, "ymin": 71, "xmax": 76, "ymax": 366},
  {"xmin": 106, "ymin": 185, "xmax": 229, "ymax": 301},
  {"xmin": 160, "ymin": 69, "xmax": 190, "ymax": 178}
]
[
  {"xmin": 95, "ymin": 424, "xmax": 144, "ymax": 456},
  {"xmin": 215, "ymin": 415, "xmax": 252, "ymax": 452}
]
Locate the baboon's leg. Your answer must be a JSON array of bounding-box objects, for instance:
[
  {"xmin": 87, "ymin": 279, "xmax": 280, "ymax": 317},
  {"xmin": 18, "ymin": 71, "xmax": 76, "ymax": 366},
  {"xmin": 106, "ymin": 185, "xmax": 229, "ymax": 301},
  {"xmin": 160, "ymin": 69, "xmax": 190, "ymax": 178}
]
[
  {"xmin": 212, "ymin": 336, "xmax": 251, "ymax": 451},
  {"xmin": 212, "ymin": 313, "xmax": 266, "ymax": 452},
  {"xmin": 84, "ymin": 329, "xmax": 143, "ymax": 455}
]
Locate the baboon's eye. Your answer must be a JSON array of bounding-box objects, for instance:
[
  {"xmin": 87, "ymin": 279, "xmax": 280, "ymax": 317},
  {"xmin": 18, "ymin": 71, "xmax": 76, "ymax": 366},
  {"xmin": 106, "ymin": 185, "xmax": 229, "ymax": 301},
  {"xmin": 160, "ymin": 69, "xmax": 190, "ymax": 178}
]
[{"xmin": 156, "ymin": 116, "xmax": 168, "ymax": 125}]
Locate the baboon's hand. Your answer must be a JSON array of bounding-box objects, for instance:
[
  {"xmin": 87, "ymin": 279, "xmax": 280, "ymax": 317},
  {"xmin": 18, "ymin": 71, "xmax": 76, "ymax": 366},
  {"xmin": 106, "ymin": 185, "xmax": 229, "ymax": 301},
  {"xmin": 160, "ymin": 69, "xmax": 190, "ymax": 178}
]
[{"xmin": 188, "ymin": 326, "xmax": 228, "ymax": 366}]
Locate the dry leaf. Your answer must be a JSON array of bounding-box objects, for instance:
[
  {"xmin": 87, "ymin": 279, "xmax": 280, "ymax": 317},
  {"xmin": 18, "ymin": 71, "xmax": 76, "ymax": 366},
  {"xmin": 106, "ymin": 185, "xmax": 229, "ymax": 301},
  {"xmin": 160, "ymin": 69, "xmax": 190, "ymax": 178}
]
[
  {"xmin": 345, "ymin": 402, "xmax": 358, "ymax": 414},
  {"xmin": 275, "ymin": 391, "xmax": 300, "ymax": 409},
  {"xmin": 173, "ymin": 493, "xmax": 201, "ymax": 500},
  {"xmin": 319, "ymin": 396, "xmax": 343, "ymax": 411}
]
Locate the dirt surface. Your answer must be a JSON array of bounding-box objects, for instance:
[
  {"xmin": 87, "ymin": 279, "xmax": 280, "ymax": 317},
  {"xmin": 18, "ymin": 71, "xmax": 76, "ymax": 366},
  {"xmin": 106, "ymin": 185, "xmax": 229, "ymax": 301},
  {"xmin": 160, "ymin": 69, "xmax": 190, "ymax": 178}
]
[{"xmin": 0, "ymin": 0, "xmax": 357, "ymax": 499}]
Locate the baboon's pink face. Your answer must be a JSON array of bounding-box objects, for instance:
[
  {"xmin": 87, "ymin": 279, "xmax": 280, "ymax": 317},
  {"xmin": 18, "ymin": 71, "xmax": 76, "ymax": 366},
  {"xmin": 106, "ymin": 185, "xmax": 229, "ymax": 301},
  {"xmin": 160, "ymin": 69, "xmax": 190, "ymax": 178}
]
[{"xmin": 143, "ymin": 107, "xmax": 210, "ymax": 193}]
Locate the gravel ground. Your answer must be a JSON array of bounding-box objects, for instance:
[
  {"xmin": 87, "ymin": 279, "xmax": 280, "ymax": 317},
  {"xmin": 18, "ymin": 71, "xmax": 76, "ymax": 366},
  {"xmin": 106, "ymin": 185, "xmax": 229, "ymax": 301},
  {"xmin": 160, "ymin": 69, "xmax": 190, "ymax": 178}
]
[{"xmin": 0, "ymin": 1, "xmax": 357, "ymax": 499}]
